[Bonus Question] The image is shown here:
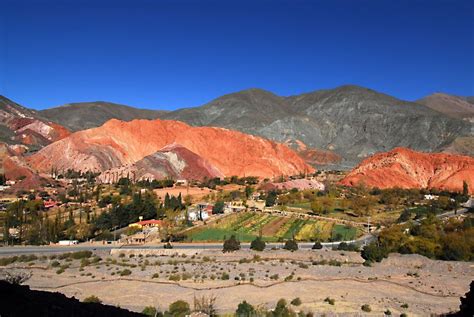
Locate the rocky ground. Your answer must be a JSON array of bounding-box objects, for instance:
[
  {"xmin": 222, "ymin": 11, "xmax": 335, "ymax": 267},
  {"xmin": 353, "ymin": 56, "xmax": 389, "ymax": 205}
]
[{"xmin": 1, "ymin": 249, "xmax": 471, "ymax": 316}]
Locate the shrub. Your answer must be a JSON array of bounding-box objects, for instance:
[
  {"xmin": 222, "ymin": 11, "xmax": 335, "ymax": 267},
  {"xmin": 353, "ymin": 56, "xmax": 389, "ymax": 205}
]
[
  {"xmin": 401, "ymin": 303, "xmax": 409, "ymax": 309},
  {"xmin": 361, "ymin": 304, "xmax": 371, "ymax": 312},
  {"xmin": 361, "ymin": 242, "xmax": 388, "ymax": 262},
  {"xmin": 120, "ymin": 269, "xmax": 132, "ymax": 276},
  {"xmin": 384, "ymin": 309, "xmax": 392, "ymax": 315},
  {"xmin": 169, "ymin": 274, "xmax": 181, "ymax": 281},
  {"xmin": 236, "ymin": 300, "xmax": 255, "ymax": 317},
  {"xmin": 152, "ymin": 273, "xmax": 159, "ymax": 279},
  {"xmin": 83, "ymin": 295, "xmax": 102, "ymax": 303},
  {"xmin": 50, "ymin": 260, "xmax": 61, "ymax": 268},
  {"xmin": 221, "ymin": 272, "xmax": 230, "ymax": 280},
  {"xmin": 312, "ymin": 242, "xmax": 323, "ymax": 249},
  {"xmin": 283, "ymin": 239, "xmax": 298, "ymax": 251},
  {"xmin": 291, "ymin": 297, "xmax": 302, "ymax": 306},
  {"xmin": 0, "ymin": 256, "xmax": 18, "ymax": 266},
  {"xmin": 168, "ymin": 300, "xmax": 190, "ymax": 317},
  {"xmin": 250, "ymin": 236, "xmax": 266, "ymax": 251},
  {"xmin": 223, "ymin": 235, "xmax": 241, "ymax": 252},
  {"xmin": 56, "ymin": 268, "xmax": 65, "ymax": 274},
  {"xmin": 164, "ymin": 242, "xmax": 173, "ymax": 249},
  {"xmin": 142, "ymin": 306, "xmax": 157, "ymax": 316},
  {"xmin": 337, "ymin": 242, "xmax": 359, "ymax": 252},
  {"xmin": 324, "ymin": 297, "xmax": 335, "ymax": 305},
  {"xmin": 70, "ymin": 251, "xmax": 93, "ymax": 259}
]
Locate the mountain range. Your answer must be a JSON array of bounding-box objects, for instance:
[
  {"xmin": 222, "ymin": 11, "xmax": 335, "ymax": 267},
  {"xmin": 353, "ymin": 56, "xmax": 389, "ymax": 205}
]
[{"xmin": 2, "ymin": 85, "xmax": 473, "ymax": 169}]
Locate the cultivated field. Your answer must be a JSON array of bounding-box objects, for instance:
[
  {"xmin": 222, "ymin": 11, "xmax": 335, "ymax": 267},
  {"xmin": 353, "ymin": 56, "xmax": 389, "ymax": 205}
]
[{"xmin": 185, "ymin": 212, "xmax": 362, "ymax": 242}]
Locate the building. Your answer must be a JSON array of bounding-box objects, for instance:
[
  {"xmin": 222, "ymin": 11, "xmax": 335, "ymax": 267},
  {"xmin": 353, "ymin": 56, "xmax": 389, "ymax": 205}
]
[{"xmin": 128, "ymin": 219, "xmax": 163, "ymax": 229}]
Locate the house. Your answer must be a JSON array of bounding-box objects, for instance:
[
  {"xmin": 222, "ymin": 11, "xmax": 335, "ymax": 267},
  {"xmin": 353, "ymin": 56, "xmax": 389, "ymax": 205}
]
[
  {"xmin": 176, "ymin": 179, "xmax": 188, "ymax": 186},
  {"xmin": 128, "ymin": 219, "xmax": 163, "ymax": 229},
  {"xmin": 424, "ymin": 194, "xmax": 439, "ymax": 200},
  {"xmin": 247, "ymin": 200, "xmax": 265, "ymax": 212},
  {"xmin": 43, "ymin": 199, "xmax": 57, "ymax": 209},
  {"xmin": 188, "ymin": 210, "xmax": 210, "ymax": 221}
]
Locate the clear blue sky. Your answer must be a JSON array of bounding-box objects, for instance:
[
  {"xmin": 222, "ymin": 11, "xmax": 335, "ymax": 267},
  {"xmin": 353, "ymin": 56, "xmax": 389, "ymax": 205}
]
[{"xmin": 1, "ymin": 0, "xmax": 473, "ymax": 110}]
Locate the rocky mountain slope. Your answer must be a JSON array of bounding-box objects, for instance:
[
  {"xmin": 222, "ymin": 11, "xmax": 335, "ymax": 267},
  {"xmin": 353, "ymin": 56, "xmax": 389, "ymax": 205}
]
[
  {"xmin": 416, "ymin": 93, "xmax": 474, "ymax": 121},
  {"xmin": 340, "ymin": 147, "xmax": 474, "ymax": 194},
  {"xmin": 163, "ymin": 86, "xmax": 472, "ymax": 167},
  {"xmin": 29, "ymin": 119, "xmax": 313, "ymax": 178},
  {"xmin": 97, "ymin": 143, "xmax": 224, "ymax": 183},
  {"xmin": 0, "ymin": 96, "xmax": 70, "ymax": 148},
  {"xmin": 40, "ymin": 101, "xmax": 167, "ymax": 131}
]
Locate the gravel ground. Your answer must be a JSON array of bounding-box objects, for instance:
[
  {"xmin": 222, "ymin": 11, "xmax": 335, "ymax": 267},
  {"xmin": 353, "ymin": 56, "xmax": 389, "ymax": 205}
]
[{"xmin": 1, "ymin": 249, "xmax": 472, "ymax": 316}]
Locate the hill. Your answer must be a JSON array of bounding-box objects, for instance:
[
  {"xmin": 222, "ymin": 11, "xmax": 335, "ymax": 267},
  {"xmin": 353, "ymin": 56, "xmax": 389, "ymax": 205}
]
[
  {"xmin": 40, "ymin": 101, "xmax": 167, "ymax": 131},
  {"xmin": 416, "ymin": 93, "xmax": 474, "ymax": 121},
  {"xmin": 28, "ymin": 118, "xmax": 313, "ymax": 179},
  {"xmin": 164, "ymin": 85, "xmax": 472, "ymax": 167},
  {"xmin": 0, "ymin": 95, "xmax": 70, "ymax": 148},
  {"xmin": 340, "ymin": 147, "xmax": 474, "ymax": 194}
]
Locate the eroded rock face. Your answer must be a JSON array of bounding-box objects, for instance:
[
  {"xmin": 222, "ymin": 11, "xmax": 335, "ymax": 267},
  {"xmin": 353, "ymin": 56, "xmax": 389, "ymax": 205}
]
[
  {"xmin": 0, "ymin": 96, "xmax": 71, "ymax": 147},
  {"xmin": 340, "ymin": 147, "xmax": 474, "ymax": 194},
  {"xmin": 0, "ymin": 143, "xmax": 48, "ymax": 190},
  {"xmin": 29, "ymin": 119, "xmax": 314, "ymax": 178},
  {"xmin": 97, "ymin": 143, "xmax": 224, "ymax": 182}
]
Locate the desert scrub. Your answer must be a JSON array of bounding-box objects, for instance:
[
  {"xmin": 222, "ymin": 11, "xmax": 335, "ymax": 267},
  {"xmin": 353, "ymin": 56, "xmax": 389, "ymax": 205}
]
[
  {"xmin": 152, "ymin": 273, "xmax": 159, "ymax": 279},
  {"xmin": 361, "ymin": 304, "xmax": 371, "ymax": 312},
  {"xmin": 83, "ymin": 295, "xmax": 102, "ymax": 303},
  {"xmin": 56, "ymin": 268, "xmax": 65, "ymax": 274},
  {"xmin": 50, "ymin": 260, "xmax": 61, "ymax": 268},
  {"xmin": 290, "ymin": 298, "xmax": 302, "ymax": 306},
  {"xmin": 324, "ymin": 297, "xmax": 335, "ymax": 305},
  {"xmin": 120, "ymin": 269, "xmax": 132, "ymax": 276},
  {"xmin": 169, "ymin": 274, "xmax": 181, "ymax": 281}
]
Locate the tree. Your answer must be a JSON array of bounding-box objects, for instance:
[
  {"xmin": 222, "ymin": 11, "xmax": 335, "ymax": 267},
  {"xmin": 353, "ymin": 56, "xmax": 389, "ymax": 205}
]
[
  {"xmin": 310, "ymin": 200, "xmax": 323, "ymax": 215},
  {"xmin": 265, "ymin": 191, "xmax": 278, "ymax": 207},
  {"xmin": 236, "ymin": 300, "xmax": 255, "ymax": 317},
  {"xmin": 361, "ymin": 241, "xmax": 388, "ymax": 263},
  {"xmin": 397, "ymin": 209, "xmax": 411, "ymax": 223},
  {"xmin": 312, "ymin": 241, "xmax": 323, "ymax": 249},
  {"xmin": 250, "ymin": 236, "xmax": 266, "ymax": 251},
  {"xmin": 245, "ymin": 186, "xmax": 254, "ymax": 199},
  {"xmin": 212, "ymin": 201, "xmax": 225, "ymax": 214},
  {"xmin": 463, "ymin": 180, "xmax": 469, "ymax": 196},
  {"xmin": 168, "ymin": 300, "xmax": 190, "ymax": 317},
  {"xmin": 283, "ymin": 239, "xmax": 298, "ymax": 251},
  {"xmin": 142, "ymin": 306, "xmax": 157, "ymax": 316},
  {"xmin": 223, "ymin": 235, "xmax": 241, "ymax": 252}
]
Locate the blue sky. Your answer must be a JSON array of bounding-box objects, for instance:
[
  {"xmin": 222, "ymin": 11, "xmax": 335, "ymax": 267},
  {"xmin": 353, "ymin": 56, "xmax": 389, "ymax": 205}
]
[{"xmin": 0, "ymin": 0, "xmax": 473, "ymax": 110}]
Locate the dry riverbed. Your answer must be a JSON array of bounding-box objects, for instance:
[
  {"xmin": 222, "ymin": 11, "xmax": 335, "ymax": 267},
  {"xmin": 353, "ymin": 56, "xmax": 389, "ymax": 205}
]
[{"xmin": 1, "ymin": 248, "xmax": 471, "ymax": 316}]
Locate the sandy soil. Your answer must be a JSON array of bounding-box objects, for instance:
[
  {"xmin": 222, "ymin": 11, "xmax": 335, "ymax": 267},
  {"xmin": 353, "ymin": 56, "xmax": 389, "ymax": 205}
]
[{"xmin": 2, "ymin": 249, "xmax": 472, "ymax": 316}]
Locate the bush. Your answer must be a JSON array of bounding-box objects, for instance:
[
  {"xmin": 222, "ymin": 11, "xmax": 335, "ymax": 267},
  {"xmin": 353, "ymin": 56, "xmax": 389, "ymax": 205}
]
[
  {"xmin": 384, "ymin": 309, "xmax": 392, "ymax": 315},
  {"xmin": 0, "ymin": 256, "xmax": 18, "ymax": 266},
  {"xmin": 83, "ymin": 295, "xmax": 102, "ymax": 303},
  {"xmin": 361, "ymin": 242, "xmax": 388, "ymax": 262},
  {"xmin": 50, "ymin": 260, "xmax": 61, "ymax": 267},
  {"xmin": 70, "ymin": 251, "xmax": 93, "ymax": 259},
  {"xmin": 324, "ymin": 297, "xmax": 335, "ymax": 305},
  {"xmin": 312, "ymin": 242, "xmax": 323, "ymax": 249},
  {"xmin": 142, "ymin": 306, "xmax": 157, "ymax": 316},
  {"xmin": 361, "ymin": 304, "xmax": 371, "ymax": 312},
  {"xmin": 168, "ymin": 300, "xmax": 190, "ymax": 317},
  {"xmin": 283, "ymin": 239, "xmax": 298, "ymax": 251},
  {"xmin": 236, "ymin": 300, "xmax": 255, "ymax": 317},
  {"xmin": 337, "ymin": 242, "xmax": 359, "ymax": 251},
  {"xmin": 164, "ymin": 242, "xmax": 173, "ymax": 249},
  {"xmin": 290, "ymin": 297, "xmax": 302, "ymax": 306},
  {"xmin": 223, "ymin": 235, "xmax": 241, "ymax": 252},
  {"xmin": 120, "ymin": 269, "xmax": 132, "ymax": 276},
  {"xmin": 250, "ymin": 236, "xmax": 266, "ymax": 251}
]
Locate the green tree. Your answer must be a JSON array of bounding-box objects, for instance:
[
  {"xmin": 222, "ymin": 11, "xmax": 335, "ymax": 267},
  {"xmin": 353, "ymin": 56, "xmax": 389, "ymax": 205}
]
[
  {"xmin": 168, "ymin": 300, "xmax": 190, "ymax": 317},
  {"xmin": 142, "ymin": 306, "xmax": 158, "ymax": 316},
  {"xmin": 250, "ymin": 236, "xmax": 266, "ymax": 251},
  {"xmin": 236, "ymin": 300, "xmax": 255, "ymax": 317},
  {"xmin": 265, "ymin": 191, "xmax": 278, "ymax": 207},
  {"xmin": 283, "ymin": 239, "xmax": 298, "ymax": 251},
  {"xmin": 212, "ymin": 201, "xmax": 225, "ymax": 214},
  {"xmin": 223, "ymin": 235, "xmax": 241, "ymax": 252}
]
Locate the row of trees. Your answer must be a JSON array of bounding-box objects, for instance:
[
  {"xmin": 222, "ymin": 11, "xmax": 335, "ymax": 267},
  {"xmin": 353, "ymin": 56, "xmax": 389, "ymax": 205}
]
[{"xmin": 362, "ymin": 216, "xmax": 474, "ymax": 263}]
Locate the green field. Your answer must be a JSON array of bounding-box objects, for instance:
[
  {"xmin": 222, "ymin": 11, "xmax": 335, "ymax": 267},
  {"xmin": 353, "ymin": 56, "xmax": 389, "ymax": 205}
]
[{"xmin": 184, "ymin": 212, "xmax": 361, "ymax": 242}]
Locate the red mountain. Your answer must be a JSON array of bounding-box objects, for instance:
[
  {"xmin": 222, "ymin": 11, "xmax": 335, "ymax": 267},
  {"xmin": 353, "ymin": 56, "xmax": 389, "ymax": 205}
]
[
  {"xmin": 340, "ymin": 147, "xmax": 474, "ymax": 194},
  {"xmin": 97, "ymin": 143, "xmax": 224, "ymax": 182},
  {"xmin": 29, "ymin": 119, "xmax": 313, "ymax": 179}
]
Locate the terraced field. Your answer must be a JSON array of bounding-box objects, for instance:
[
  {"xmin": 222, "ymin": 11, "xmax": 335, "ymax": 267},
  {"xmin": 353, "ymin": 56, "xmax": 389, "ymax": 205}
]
[{"xmin": 184, "ymin": 212, "xmax": 361, "ymax": 242}]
